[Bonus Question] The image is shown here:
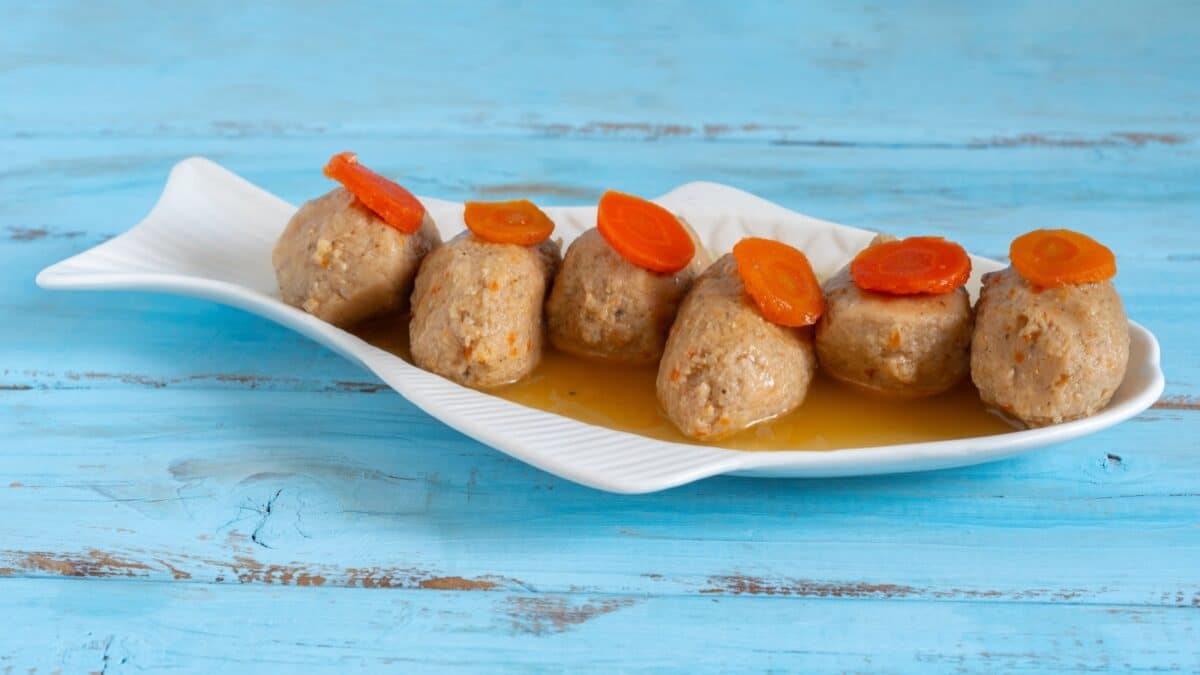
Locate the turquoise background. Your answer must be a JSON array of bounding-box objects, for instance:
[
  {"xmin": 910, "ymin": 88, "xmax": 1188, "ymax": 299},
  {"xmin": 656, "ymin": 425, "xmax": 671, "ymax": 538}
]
[{"xmin": 2, "ymin": 2, "xmax": 1198, "ymax": 672}]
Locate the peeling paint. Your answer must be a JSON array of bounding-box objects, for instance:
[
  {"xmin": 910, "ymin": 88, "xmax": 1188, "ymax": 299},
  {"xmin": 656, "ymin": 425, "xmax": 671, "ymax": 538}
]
[
  {"xmin": 700, "ymin": 575, "xmax": 1102, "ymax": 603},
  {"xmin": 210, "ymin": 119, "xmax": 327, "ymax": 136},
  {"xmin": 69, "ymin": 371, "xmax": 167, "ymax": 388},
  {"xmin": 2, "ymin": 550, "xmax": 1171, "ymax": 609},
  {"xmin": 5, "ymin": 550, "xmax": 152, "ymax": 578},
  {"xmin": 7, "ymin": 226, "xmax": 86, "ymax": 241},
  {"xmin": 343, "ymin": 566, "xmax": 410, "ymax": 589},
  {"xmin": 157, "ymin": 559, "xmax": 193, "ymax": 580},
  {"xmin": 707, "ymin": 575, "xmax": 916, "ymax": 598},
  {"xmin": 1112, "ymin": 132, "xmax": 1185, "ymax": 145},
  {"xmin": 984, "ymin": 132, "xmax": 1186, "ymax": 148},
  {"xmin": 11, "ymin": 370, "xmax": 388, "ymax": 393},
  {"xmin": 225, "ymin": 556, "xmax": 327, "ymax": 587},
  {"xmin": 201, "ymin": 373, "xmax": 277, "ymax": 386},
  {"xmin": 418, "ymin": 576, "xmax": 499, "ymax": 591},
  {"xmin": 1153, "ymin": 396, "xmax": 1200, "ymax": 411},
  {"xmin": 0, "ymin": 547, "xmax": 520, "ymax": 593},
  {"xmin": 474, "ymin": 182, "xmax": 598, "ymax": 200},
  {"xmin": 223, "ymin": 531, "xmax": 252, "ymax": 551},
  {"xmin": 331, "ymin": 380, "xmax": 389, "ymax": 393},
  {"xmin": 525, "ymin": 121, "xmax": 786, "ymax": 140},
  {"xmin": 519, "ymin": 121, "xmax": 1188, "ymax": 147},
  {"xmin": 504, "ymin": 596, "xmax": 636, "ymax": 635}
]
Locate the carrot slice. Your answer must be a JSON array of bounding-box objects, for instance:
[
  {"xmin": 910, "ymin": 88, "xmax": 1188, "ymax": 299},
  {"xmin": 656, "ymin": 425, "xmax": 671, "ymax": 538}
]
[
  {"xmin": 323, "ymin": 152, "xmax": 425, "ymax": 234},
  {"xmin": 464, "ymin": 199, "xmax": 555, "ymax": 246},
  {"xmin": 850, "ymin": 236, "xmax": 971, "ymax": 295},
  {"xmin": 732, "ymin": 237, "xmax": 825, "ymax": 327},
  {"xmin": 1010, "ymin": 229, "xmax": 1116, "ymax": 288},
  {"xmin": 596, "ymin": 190, "xmax": 695, "ymax": 273}
]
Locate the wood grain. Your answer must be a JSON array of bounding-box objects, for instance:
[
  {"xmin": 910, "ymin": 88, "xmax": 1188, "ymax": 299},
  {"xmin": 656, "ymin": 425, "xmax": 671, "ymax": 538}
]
[
  {"xmin": 1, "ymin": 0, "xmax": 1198, "ymax": 671},
  {"xmin": 3, "ymin": 2, "xmax": 1196, "ymax": 142},
  {"xmin": 2, "ymin": 390, "xmax": 1197, "ymax": 608},
  {"xmin": 2, "ymin": 577, "xmax": 1195, "ymax": 673}
]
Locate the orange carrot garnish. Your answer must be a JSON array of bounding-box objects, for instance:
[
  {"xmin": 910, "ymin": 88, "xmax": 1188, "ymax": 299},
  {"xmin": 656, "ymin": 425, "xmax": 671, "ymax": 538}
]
[
  {"xmin": 1009, "ymin": 229, "xmax": 1116, "ymax": 288},
  {"xmin": 850, "ymin": 236, "xmax": 971, "ymax": 295},
  {"xmin": 732, "ymin": 237, "xmax": 825, "ymax": 327},
  {"xmin": 464, "ymin": 199, "xmax": 555, "ymax": 246},
  {"xmin": 596, "ymin": 190, "xmax": 695, "ymax": 274},
  {"xmin": 323, "ymin": 152, "xmax": 425, "ymax": 234}
]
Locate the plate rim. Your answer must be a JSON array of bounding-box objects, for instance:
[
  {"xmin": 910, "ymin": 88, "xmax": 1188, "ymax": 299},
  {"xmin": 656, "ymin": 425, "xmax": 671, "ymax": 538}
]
[{"xmin": 35, "ymin": 156, "xmax": 1166, "ymax": 493}]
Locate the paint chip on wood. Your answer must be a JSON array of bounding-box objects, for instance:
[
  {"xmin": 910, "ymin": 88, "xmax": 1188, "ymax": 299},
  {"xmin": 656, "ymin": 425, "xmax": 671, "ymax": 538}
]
[
  {"xmin": 504, "ymin": 596, "xmax": 637, "ymax": 635},
  {"xmin": 418, "ymin": 576, "xmax": 499, "ymax": 591},
  {"xmin": 1152, "ymin": 396, "xmax": 1200, "ymax": 411}
]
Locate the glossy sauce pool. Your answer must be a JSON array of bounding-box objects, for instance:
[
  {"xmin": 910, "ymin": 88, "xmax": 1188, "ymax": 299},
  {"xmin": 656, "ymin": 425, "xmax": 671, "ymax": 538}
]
[{"xmin": 353, "ymin": 316, "xmax": 1014, "ymax": 451}]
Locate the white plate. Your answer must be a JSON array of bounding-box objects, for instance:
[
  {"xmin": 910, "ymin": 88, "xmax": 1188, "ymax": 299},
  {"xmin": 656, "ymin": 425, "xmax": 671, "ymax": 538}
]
[{"xmin": 37, "ymin": 158, "xmax": 1164, "ymax": 493}]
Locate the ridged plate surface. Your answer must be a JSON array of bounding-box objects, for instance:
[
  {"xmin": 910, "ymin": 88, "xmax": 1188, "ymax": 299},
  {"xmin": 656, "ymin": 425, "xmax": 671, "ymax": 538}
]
[{"xmin": 37, "ymin": 158, "xmax": 1164, "ymax": 493}]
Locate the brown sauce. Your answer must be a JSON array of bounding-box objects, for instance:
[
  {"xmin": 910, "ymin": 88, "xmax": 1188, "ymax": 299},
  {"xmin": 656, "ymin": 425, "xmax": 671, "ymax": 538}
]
[{"xmin": 353, "ymin": 315, "xmax": 1014, "ymax": 451}]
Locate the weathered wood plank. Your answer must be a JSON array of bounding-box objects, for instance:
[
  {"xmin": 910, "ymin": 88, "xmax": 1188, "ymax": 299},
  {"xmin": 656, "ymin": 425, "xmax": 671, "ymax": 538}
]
[
  {"xmin": 3, "ymin": 137, "xmax": 1197, "ymax": 240},
  {"xmin": 0, "ymin": 577, "xmax": 1197, "ymax": 673},
  {"xmin": 1, "ymin": 137, "xmax": 1196, "ymax": 611},
  {"xmin": 3, "ymin": 2, "xmax": 1197, "ymax": 142},
  {"xmin": 2, "ymin": 387, "xmax": 1197, "ymax": 607},
  {"xmin": 2, "ymin": 0, "xmax": 1198, "ymax": 669}
]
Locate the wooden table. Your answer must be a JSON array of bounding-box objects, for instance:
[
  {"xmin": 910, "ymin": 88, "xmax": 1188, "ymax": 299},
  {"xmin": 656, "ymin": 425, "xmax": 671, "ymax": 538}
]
[{"xmin": 3, "ymin": 2, "xmax": 1197, "ymax": 672}]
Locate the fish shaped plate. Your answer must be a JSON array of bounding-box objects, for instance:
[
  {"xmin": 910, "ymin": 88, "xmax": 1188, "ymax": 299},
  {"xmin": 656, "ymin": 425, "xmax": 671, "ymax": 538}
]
[{"xmin": 37, "ymin": 158, "xmax": 1164, "ymax": 493}]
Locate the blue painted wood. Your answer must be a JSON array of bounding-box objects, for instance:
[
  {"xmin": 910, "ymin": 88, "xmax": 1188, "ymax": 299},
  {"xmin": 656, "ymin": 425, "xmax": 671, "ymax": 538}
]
[
  {"xmin": 3, "ymin": 577, "xmax": 1199, "ymax": 673},
  {"xmin": 2, "ymin": 0, "xmax": 1199, "ymax": 672},
  {"xmin": 1, "ymin": 388, "xmax": 1198, "ymax": 604},
  {"xmin": 3, "ymin": 2, "xmax": 1197, "ymax": 142},
  {"xmin": 3, "ymin": 576, "xmax": 1197, "ymax": 673}
]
